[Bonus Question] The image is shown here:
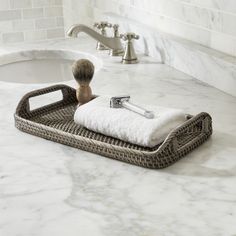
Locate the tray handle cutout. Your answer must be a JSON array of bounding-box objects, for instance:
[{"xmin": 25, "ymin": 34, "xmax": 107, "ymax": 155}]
[
  {"xmin": 15, "ymin": 84, "xmax": 77, "ymax": 119},
  {"xmin": 167, "ymin": 113, "xmax": 212, "ymax": 154},
  {"xmin": 29, "ymin": 90, "xmax": 63, "ymax": 111}
]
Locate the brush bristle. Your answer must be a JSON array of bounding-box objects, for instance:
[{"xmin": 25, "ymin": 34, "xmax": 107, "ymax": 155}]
[{"xmin": 72, "ymin": 59, "xmax": 95, "ymax": 84}]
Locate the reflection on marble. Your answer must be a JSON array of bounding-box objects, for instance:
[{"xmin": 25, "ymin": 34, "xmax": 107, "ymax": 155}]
[
  {"xmin": 0, "ymin": 36, "xmax": 236, "ymax": 236},
  {"xmin": 105, "ymin": 13, "xmax": 236, "ymax": 97}
]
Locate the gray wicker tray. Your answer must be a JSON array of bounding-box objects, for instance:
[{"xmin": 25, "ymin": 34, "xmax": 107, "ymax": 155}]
[{"xmin": 14, "ymin": 84, "xmax": 213, "ymax": 169}]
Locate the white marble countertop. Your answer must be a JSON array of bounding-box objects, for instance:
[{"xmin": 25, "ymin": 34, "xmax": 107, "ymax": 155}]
[{"xmin": 0, "ymin": 37, "xmax": 236, "ymax": 236}]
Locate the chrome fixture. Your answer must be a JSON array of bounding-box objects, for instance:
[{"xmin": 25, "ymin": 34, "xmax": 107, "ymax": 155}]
[
  {"xmin": 67, "ymin": 24, "xmax": 124, "ymax": 56},
  {"xmin": 93, "ymin": 21, "xmax": 112, "ymax": 50},
  {"xmin": 120, "ymin": 32, "xmax": 139, "ymax": 64},
  {"xmin": 110, "ymin": 96, "xmax": 154, "ymax": 119}
]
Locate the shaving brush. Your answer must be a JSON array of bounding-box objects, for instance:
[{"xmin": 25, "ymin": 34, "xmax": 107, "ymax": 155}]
[{"xmin": 72, "ymin": 59, "xmax": 95, "ymax": 105}]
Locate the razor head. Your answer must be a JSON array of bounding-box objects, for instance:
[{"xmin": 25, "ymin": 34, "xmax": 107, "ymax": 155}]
[{"xmin": 110, "ymin": 95, "xmax": 130, "ymax": 108}]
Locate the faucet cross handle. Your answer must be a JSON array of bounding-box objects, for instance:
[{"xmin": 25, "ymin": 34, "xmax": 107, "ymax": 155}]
[
  {"xmin": 120, "ymin": 32, "xmax": 140, "ymax": 41},
  {"xmin": 93, "ymin": 21, "xmax": 112, "ymax": 32},
  {"xmin": 121, "ymin": 32, "xmax": 139, "ymax": 64}
]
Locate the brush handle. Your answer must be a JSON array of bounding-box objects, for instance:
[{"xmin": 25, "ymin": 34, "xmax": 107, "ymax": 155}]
[
  {"xmin": 122, "ymin": 101, "xmax": 154, "ymax": 119},
  {"xmin": 76, "ymin": 85, "xmax": 92, "ymax": 105}
]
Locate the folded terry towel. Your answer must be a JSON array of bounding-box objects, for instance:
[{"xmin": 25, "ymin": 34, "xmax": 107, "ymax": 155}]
[{"xmin": 74, "ymin": 96, "xmax": 186, "ymax": 147}]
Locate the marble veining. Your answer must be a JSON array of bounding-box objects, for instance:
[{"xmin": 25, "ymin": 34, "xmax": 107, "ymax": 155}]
[
  {"xmin": 91, "ymin": 0, "xmax": 236, "ymax": 56},
  {"xmin": 0, "ymin": 36, "xmax": 236, "ymax": 236},
  {"xmin": 105, "ymin": 13, "xmax": 236, "ymax": 97}
]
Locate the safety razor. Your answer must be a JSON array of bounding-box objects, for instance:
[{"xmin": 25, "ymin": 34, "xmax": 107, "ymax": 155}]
[{"xmin": 110, "ymin": 96, "xmax": 154, "ymax": 119}]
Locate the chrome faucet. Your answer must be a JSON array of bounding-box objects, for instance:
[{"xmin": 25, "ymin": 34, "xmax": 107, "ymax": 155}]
[{"xmin": 67, "ymin": 23, "xmax": 124, "ymax": 56}]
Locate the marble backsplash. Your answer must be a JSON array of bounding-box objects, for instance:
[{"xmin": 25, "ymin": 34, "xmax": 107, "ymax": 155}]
[
  {"xmin": 105, "ymin": 13, "xmax": 236, "ymax": 97},
  {"xmin": 91, "ymin": 0, "xmax": 236, "ymax": 57}
]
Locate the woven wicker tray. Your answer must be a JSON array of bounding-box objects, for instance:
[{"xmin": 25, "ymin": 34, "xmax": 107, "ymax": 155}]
[{"xmin": 14, "ymin": 84, "xmax": 212, "ymax": 169}]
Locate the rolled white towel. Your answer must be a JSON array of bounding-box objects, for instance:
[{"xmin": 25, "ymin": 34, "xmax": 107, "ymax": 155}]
[{"xmin": 74, "ymin": 96, "xmax": 186, "ymax": 147}]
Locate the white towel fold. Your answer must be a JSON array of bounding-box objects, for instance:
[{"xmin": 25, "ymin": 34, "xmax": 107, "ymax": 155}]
[{"xmin": 74, "ymin": 96, "xmax": 186, "ymax": 147}]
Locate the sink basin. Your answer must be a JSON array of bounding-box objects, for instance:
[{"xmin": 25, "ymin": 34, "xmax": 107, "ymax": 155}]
[
  {"xmin": 0, "ymin": 59, "xmax": 75, "ymax": 84},
  {"xmin": 0, "ymin": 49, "xmax": 102, "ymax": 84}
]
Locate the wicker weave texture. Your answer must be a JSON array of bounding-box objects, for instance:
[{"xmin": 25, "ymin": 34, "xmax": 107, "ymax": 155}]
[{"xmin": 14, "ymin": 84, "xmax": 213, "ymax": 169}]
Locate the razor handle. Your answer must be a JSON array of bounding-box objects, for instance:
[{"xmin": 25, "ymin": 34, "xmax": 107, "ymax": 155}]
[{"xmin": 122, "ymin": 101, "xmax": 154, "ymax": 119}]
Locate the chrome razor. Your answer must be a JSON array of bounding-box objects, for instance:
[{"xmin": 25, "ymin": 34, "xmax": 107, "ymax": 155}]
[{"xmin": 110, "ymin": 96, "xmax": 154, "ymax": 119}]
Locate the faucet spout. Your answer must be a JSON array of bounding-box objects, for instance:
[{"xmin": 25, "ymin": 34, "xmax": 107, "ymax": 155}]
[{"xmin": 67, "ymin": 24, "xmax": 124, "ymax": 54}]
